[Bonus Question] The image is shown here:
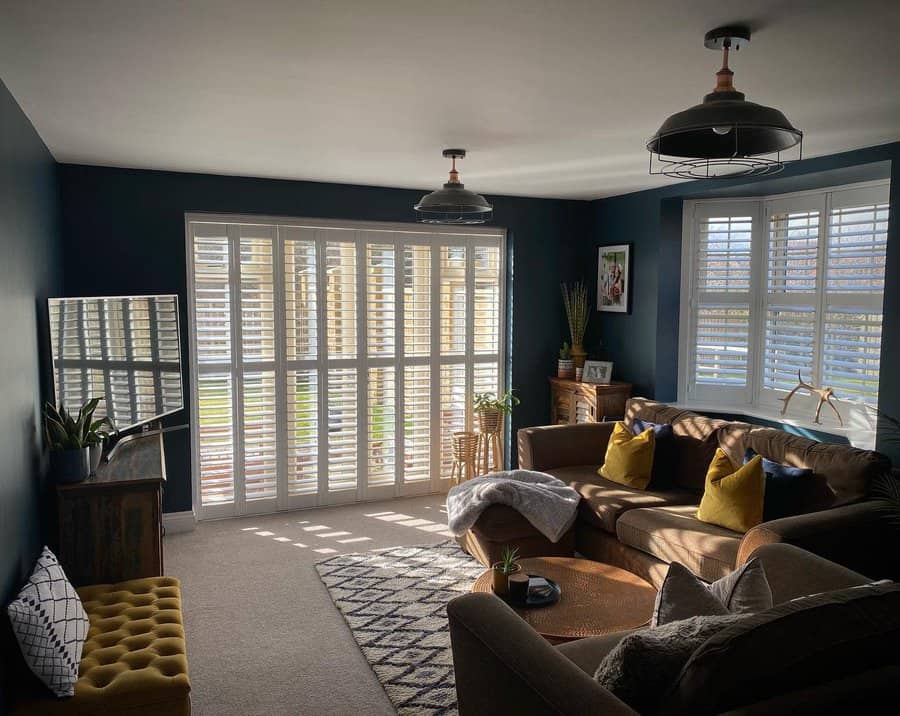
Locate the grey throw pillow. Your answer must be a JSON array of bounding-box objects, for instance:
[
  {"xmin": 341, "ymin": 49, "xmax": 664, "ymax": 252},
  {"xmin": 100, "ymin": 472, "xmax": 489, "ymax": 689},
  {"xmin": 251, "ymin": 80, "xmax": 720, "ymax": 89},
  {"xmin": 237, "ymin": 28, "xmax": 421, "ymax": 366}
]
[
  {"xmin": 594, "ymin": 614, "xmax": 745, "ymax": 715},
  {"xmin": 652, "ymin": 558, "xmax": 772, "ymax": 626}
]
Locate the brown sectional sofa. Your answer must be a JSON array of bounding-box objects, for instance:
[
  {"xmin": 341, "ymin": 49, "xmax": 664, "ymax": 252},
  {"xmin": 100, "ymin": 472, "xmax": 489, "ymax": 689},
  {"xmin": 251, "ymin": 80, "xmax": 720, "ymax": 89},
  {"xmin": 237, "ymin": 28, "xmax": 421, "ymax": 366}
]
[
  {"xmin": 448, "ymin": 543, "xmax": 900, "ymax": 715},
  {"xmin": 462, "ymin": 397, "xmax": 900, "ymax": 584}
]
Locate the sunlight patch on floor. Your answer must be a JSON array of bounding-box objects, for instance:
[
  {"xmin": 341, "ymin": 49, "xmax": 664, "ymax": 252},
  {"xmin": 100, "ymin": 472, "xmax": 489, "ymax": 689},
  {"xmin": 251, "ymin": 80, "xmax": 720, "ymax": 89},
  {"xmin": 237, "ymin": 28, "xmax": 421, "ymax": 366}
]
[
  {"xmin": 314, "ymin": 547, "xmax": 338, "ymax": 554},
  {"xmin": 337, "ymin": 536, "xmax": 372, "ymax": 544},
  {"xmin": 302, "ymin": 525, "xmax": 331, "ymax": 532},
  {"xmin": 255, "ymin": 530, "xmax": 275, "ymax": 536},
  {"xmin": 319, "ymin": 531, "xmax": 351, "ymax": 538},
  {"xmin": 273, "ymin": 537, "xmax": 292, "ymax": 542}
]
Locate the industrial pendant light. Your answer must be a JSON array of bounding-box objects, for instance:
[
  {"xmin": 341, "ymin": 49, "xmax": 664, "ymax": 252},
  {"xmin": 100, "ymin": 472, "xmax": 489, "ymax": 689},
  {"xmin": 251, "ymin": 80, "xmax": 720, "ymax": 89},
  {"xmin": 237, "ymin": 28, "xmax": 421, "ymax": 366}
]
[
  {"xmin": 647, "ymin": 26, "xmax": 803, "ymax": 179},
  {"xmin": 414, "ymin": 149, "xmax": 493, "ymax": 224}
]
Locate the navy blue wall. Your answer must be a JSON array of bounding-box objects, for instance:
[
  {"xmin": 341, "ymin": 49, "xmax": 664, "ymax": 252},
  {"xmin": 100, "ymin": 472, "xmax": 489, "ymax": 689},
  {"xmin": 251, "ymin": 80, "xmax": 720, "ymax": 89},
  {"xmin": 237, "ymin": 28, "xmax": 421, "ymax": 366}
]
[
  {"xmin": 58, "ymin": 165, "xmax": 587, "ymax": 513},
  {"xmin": 581, "ymin": 142, "xmax": 900, "ymax": 460},
  {"xmin": 0, "ymin": 80, "xmax": 61, "ymax": 703}
]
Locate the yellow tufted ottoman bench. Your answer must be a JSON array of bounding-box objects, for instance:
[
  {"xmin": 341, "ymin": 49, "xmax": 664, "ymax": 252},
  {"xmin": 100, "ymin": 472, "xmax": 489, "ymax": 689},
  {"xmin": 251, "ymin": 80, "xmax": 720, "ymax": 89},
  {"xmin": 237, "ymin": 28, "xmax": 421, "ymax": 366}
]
[{"xmin": 14, "ymin": 576, "xmax": 191, "ymax": 716}]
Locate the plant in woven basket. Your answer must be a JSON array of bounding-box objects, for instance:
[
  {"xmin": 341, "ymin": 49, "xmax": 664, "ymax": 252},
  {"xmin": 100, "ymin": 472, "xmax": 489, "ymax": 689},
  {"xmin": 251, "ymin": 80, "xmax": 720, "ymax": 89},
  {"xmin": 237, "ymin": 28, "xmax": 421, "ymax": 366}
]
[
  {"xmin": 474, "ymin": 389, "xmax": 519, "ymax": 436},
  {"xmin": 561, "ymin": 281, "xmax": 590, "ymax": 367},
  {"xmin": 864, "ymin": 408, "xmax": 900, "ymax": 526}
]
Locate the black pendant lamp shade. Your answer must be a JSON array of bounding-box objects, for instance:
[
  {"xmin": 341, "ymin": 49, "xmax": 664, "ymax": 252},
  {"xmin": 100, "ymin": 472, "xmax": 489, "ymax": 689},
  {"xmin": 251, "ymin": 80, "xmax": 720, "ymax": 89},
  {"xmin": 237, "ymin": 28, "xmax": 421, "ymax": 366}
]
[
  {"xmin": 648, "ymin": 27, "xmax": 803, "ymax": 179},
  {"xmin": 415, "ymin": 149, "xmax": 493, "ymax": 224}
]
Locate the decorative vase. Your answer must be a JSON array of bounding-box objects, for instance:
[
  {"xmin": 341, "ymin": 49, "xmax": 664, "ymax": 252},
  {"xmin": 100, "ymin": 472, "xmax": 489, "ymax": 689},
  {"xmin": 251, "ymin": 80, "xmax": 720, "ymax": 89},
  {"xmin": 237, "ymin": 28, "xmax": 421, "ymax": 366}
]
[
  {"xmin": 557, "ymin": 359, "xmax": 575, "ymax": 379},
  {"xmin": 571, "ymin": 343, "xmax": 588, "ymax": 370},
  {"xmin": 491, "ymin": 562, "xmax": 522, "ymax": 597},
  {"xmin": 49, "ymin": 447, "xmax": 91, "ymax": 484},
  {"xmin": 89, "ymin": 442, "xmax": 104, "ymax": 475}
]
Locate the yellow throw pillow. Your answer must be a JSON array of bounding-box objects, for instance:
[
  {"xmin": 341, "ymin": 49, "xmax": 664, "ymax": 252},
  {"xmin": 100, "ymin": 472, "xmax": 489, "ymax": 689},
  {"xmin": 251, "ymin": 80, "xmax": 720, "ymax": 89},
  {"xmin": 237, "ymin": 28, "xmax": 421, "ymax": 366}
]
[
  {"xmin": 697, "ymin": 449, "xmax": 766, "ymax": 533},
  {"xmin": 598, "ymin": 422, "xmax": 655, "ymax": 490}
]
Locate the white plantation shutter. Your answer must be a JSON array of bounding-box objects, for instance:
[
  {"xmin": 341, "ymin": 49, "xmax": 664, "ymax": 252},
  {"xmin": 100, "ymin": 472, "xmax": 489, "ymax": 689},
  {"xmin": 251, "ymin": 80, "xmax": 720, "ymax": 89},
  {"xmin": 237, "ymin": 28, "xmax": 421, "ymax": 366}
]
[
  {"xmin": 286, "ymin": 369, "xmax": 317, "ymax": 495},
  {"xmin": 367, "ymin": 366, "xmax": 396, "ymax": 487},
  {"xmin": 681, "ymin": 182, "xmax": 887, "ymax": 426},
  {"xmin": 686, "ymin": 204, "xmax": 756, "ymax": 402},
  {"xmin": 760, "ymin": 198, "xmax": 823, "ymax": 404},
  {"xmin": 822, "ymin": 191, "xmax": 888, "ymax": 405},
  {"xmin": 440, "ymin": 363, "xmax": 467, "ymax": 478},
  {"xmin": 189, "ymin": 217, "xmax": 505, "ymax": 517},
  {"xmin": 403, "ymin": 365, "xmax": 431, "ymax": 482}
]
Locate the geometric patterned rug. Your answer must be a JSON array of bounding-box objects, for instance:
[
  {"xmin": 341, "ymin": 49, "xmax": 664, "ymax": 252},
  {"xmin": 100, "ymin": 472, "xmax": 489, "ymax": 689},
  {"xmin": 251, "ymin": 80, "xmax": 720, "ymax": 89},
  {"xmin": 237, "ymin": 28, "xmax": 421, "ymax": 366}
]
[{"xmin": 315, "ymin": 541, "xmax": 484, "ymax": 715}]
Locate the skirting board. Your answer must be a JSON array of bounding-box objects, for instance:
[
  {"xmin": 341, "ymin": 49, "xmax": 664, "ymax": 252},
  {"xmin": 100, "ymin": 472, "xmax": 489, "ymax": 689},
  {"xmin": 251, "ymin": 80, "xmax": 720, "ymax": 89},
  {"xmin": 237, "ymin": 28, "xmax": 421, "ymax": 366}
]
[{"xmin": 163, "ymin": 510, "xmax": 197, "ymax": 535}]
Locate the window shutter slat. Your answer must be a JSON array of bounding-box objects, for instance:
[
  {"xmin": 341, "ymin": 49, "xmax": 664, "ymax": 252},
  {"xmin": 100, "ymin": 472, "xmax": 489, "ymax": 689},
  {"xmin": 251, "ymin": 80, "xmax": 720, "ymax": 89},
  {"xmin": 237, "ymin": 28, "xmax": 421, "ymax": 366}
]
[
  {"xmin": 193, "ymin": 235, "xmax": 232, "ymax": 364},
  {"xmin": 403, "ymin": 365, "xmax": 430, "ymax": 482},
  {"xmin": 367, "ymin": 243, "xmax": 396, "ymax": 357},
  {"xmin": 327, "ymin": 367, "xmax": 357, "ymax": 491},
  {"xmin": 326, "ymin": 241, "xmax": 357, "ymax": 359},
  {"xmin": 243, "ymin": 371, "xmax": 278, "ymax": 501},
  {"xmin": 764, "ymin": 307, "xmax": 816, "ymax": 390},
  {"xmin": 827, "ymin": 204, "xmax": 888, "ymax": 292},
  {"xmin": 286, "ymin": 369, "xmax": 318, "ymax": 495},
  {"xmin": 403, "ymin": 245, "xmax": 431, "ymax": 357},
  {"xmin": 767, "ymin": 210, "xmax": 819, "ymax": 293},
  {"xmin": 696, "ymin": 216, "xmax": 752, "ymax": 291},
  {"xmin": 822, "ymin": 308, "xmax": 882, "ymax": 403},
  {"xmin": 284, "ymin": 232, "xmax": 318, "ymax": 361},
  {"xmin": 440, "ymin": 364, "xmax": 466, "ymax": 478},
  {"xmin": 198, "ymin": 373, "xmax": 234, "ymax": 505},
  {"xmin": 474, "ymin": 246, "xmax": 501, "ymax": 355},
  {"xmin": 694, "ymin": 305, "xmax": 750, "ymax": 385},
  {"xmin": 440, "ymin": 247, "xmax": 466, "ymax": 355},
  {"xmin": 367, "ymin": 366, "xmax": 396, "ymax": 487}
]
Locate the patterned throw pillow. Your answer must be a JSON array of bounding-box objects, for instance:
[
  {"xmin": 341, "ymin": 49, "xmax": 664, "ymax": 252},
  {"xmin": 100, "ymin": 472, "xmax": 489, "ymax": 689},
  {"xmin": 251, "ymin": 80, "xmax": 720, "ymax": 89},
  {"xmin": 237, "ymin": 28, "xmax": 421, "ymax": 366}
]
[{"xmin": 7, "ymin": 547, "xmax": 89, "ymax": 697}]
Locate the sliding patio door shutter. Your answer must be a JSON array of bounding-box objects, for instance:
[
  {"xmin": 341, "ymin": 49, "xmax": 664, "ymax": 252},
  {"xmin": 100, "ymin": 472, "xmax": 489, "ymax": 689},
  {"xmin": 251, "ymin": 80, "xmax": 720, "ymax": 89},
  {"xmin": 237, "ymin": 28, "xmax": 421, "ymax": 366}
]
[
  {"xmin": 685, "ymin": 201, "xmax": 759, "ymax": 404},
  {"xmin": 188, "ymin": 217, "xmax": 505, "ymax": 518}
]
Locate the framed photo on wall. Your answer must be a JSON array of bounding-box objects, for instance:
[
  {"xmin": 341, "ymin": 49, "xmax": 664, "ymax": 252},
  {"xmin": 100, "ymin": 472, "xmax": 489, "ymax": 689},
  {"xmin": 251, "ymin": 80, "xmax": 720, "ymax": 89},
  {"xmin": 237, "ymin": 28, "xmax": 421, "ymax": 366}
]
[
  {"xmin": 597, "ymin": 243, "xmax": 631, "ymax": 313},
  {"xmin": 582, "ymin": 360, "xmax": 614, "ymax": 384}
]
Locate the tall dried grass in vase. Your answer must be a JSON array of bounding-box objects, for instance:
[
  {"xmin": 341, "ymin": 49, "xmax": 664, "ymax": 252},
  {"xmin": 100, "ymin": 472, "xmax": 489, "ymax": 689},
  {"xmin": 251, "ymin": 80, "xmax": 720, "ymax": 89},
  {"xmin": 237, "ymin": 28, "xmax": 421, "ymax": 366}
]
[{"xmin": 561, "ymin": 281, "xmax": 590, "ymax": 369}]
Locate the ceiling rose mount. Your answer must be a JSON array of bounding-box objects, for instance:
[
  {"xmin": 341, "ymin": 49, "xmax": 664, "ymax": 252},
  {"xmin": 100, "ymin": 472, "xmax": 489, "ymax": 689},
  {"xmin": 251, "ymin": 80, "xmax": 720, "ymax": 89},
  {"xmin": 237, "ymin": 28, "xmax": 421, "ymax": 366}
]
[
  {"xmin": 647, "ymin": 25, "xmax": 803, "ymax": 180},
  {"xmin": 414, "ymin": 148, "xmax": 493, "ymax": 224}
]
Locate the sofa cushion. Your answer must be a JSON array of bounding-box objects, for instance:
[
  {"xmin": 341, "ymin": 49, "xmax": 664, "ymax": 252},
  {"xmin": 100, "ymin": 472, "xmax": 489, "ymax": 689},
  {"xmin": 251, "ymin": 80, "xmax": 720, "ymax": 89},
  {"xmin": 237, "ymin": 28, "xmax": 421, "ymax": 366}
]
[
  {"xmin": 744, "ymin": 448, "xmax": 829, "ymax": 521},
  {"xmin": 625, "ymin": 397, "xmax": 730, "ymax": 491},
  {"xmin": 599, "ymin": 421, "xmax": 655, "ymax": 490},
  {"xmin": 548, "ymin": 466, "xmax": 699, "ymax": 534},
  {"xmin": 617, "ymin": 505, "xmax": 742, "ymax": 582},
  {"xmin": 595, "ymin": 614, "xmax": 746, "ymax": 715},
  {"xmin": 556, "ymin": 629, "xmax": 638, "ymax": 675},
  {"xmin": 665, "ymin": 581, "xmax": 900, "ymax": 715},
  {"xmin": 719, "ymin": 423, "xmax": 889, "ymax": 507},
  {"xmin": 633, "ymin": 419, "xmax": 677, "ymax": 488},
  {"xmin": 696, "ymin": 449, "xmax": 765, "ymax": 533}
]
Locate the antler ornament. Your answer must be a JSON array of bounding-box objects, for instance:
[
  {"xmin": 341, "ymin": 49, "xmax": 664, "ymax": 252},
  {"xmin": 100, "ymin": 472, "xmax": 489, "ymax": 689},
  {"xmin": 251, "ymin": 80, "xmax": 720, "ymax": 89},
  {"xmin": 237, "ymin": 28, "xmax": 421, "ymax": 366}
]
[{"xmin": 779, "ymin": 371, "xmax": 843, "ymax": 426}]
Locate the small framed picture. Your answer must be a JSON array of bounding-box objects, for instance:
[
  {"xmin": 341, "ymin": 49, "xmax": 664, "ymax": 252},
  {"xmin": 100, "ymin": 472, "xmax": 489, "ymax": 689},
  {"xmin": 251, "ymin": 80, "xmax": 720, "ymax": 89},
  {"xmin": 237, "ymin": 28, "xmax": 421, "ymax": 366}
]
[
  {"xmin": 582, "ymin": 360, "xmax": 614, "ymax": 384},
  {"xmin": 597, "ymin": 244, "xmax": 631, "ymax": 313}
]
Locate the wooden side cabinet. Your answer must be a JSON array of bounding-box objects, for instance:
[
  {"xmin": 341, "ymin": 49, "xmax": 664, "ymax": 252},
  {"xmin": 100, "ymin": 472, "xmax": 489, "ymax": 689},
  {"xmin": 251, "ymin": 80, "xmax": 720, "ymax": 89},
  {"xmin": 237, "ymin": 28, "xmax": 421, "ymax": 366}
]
[
  {"xmin": 549, "ymin": 377, "xmax": 632, "ymax": 424},
  {"xmin": 55, "ymin": 430, "xmax": 165, "ymax": 587}
]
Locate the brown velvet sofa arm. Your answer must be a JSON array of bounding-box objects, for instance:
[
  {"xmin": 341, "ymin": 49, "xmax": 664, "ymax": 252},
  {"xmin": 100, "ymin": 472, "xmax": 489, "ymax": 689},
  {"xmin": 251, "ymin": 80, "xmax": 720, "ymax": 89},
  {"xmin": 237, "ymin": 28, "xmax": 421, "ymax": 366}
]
[
  {"xmin": 737, "ymin": 499, "xmax": 900, "ymax": 580},
  {"xmin": 517, "ymin": 422, "xmax": 615, "ymax": 471},
  {"xmin": 447, "ymin": 593, "xmax": 636, "ymax": 716},
  {"xmin": 745, "ymin": 543, "xmax": 870, "ymax": 604}
]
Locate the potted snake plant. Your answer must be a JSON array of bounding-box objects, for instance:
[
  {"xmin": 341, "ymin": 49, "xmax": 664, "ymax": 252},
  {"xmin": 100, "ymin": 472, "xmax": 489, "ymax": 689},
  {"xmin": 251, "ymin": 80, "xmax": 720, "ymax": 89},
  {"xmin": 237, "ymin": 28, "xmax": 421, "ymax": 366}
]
[
  {"xmin": 44, "ymin": 400, "xmax": 93, "ymax": 483},
  {"xmin": 492, "ymin": 545, "xmax": 522, "ymax": 597}
]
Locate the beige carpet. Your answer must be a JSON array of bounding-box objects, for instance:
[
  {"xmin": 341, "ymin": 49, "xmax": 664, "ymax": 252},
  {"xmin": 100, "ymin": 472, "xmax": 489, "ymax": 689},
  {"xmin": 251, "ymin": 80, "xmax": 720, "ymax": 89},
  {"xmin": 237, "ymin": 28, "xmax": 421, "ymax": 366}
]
[{"xmin": 164, "ymin": 494, "xmax": 453, "ymax": 716}]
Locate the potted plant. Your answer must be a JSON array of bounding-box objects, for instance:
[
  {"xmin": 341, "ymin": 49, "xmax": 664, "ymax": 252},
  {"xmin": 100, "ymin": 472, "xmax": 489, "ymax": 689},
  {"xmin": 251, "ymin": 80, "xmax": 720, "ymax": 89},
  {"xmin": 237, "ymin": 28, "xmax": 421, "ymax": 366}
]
[
  {"xmin": 473, "ymin": 389, "xmax": 520, "ymax": 436},
  {"xmin": 85, "ymin": 406, "xmax": 117, "ymax": 475},
  {"xmin": 44, "ymin": 400, "xmax": 95, "ymax": 483},
  {"xmin": 492, "ymin": 545, "xmax": 522, "ymax": 596},
  {"xmin": 561, "ymin": 281, "xmax": 590, "ymax": 370},
  {"xmin": 558, "ymin": 341, "xmax": 574, "ymax": 378}
]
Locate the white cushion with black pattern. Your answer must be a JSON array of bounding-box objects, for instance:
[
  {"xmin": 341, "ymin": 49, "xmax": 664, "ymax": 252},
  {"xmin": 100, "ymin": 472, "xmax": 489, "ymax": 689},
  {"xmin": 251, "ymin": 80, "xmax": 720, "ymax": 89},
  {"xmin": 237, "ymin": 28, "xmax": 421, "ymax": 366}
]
[{"xmin": 6, "ymin": 546, "xmax": 90, "ymax": 697}]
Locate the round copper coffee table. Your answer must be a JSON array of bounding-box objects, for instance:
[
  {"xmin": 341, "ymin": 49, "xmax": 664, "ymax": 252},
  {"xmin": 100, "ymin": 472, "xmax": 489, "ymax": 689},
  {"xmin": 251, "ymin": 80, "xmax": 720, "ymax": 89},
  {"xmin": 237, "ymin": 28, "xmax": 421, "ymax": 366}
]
[{"xmin": 472, "ymin": 557, "xmax": 656, "ymax": 643}]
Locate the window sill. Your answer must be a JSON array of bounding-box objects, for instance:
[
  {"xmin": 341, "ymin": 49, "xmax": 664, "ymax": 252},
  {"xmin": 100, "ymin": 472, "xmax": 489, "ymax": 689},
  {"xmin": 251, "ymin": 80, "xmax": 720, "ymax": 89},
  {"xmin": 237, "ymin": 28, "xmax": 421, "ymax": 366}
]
[{"xmin": 670, "ymin": 401, "xmax": 876, "ymax": 450}]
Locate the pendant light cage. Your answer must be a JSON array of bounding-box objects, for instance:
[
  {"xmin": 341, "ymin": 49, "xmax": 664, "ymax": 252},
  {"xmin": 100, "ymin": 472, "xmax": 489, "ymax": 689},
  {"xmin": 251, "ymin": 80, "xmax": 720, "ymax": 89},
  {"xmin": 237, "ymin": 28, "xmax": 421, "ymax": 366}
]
[
  {"xmin": 647, "ymin": 26, "xmax": 803, "ymax": 179},
  {"xmin": 415, "ymin": 149, "xmax": 493, "ymax": 224},
  {"xmin": 648, "ymin": 129, "xmax": 803, "ymax": 180}
]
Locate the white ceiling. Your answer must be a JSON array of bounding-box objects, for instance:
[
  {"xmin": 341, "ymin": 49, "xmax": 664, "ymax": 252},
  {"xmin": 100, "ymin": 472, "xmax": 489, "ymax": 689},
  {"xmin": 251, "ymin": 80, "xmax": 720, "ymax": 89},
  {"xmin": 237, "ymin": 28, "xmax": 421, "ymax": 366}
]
[{"xmin": 2, "ymin": 0, "xmax": 899, "ymax": 200}]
